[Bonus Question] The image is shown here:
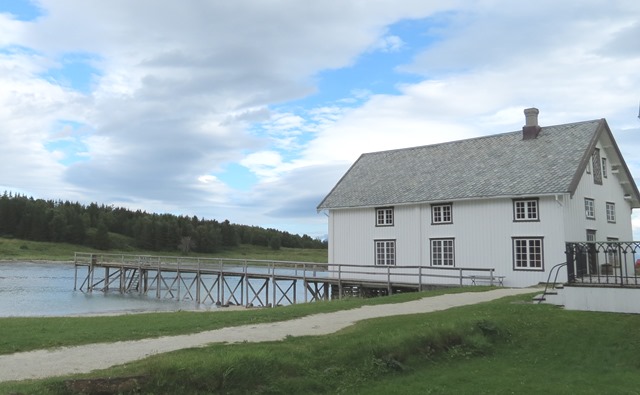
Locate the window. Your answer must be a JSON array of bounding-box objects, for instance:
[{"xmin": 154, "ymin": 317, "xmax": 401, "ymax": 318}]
[
  {"xmin": 375, "ymin": 240, "xmax": 395, "ymax": 265},
  {"xmin": 586, "ymin": 160, "xmax": 591, "ymax": 174},
  {"xmin": 431, "ymin": 203, "xmax": 452, "ymax": 224},
  {"xmin": 514, "ymin": 199, "xmax": 539, "ymax": 221},
  {"xmin": 513, "ymin": 238, "xmax": 543, "ymax": 270},
  {"xmin": 606, "ymin": 202, "xmax": 616, "ymax": 223},
  {"xmin": 592, "ymin": 149, "xmax": 602, "ymax": 185},
  {"xmin": 431, "ymin": 238, "xmax": 455, "ymax": 266},
  {"xmin": 376, "ymin": 207, "xmax": 394, "ymax": 226},
  {"xmin": 585, "ymin": 198, "xmax": 595, "ymax": 219},
  {"xmin": 602, "ymin": 158, "xmax": 607, "ymax": 178}
]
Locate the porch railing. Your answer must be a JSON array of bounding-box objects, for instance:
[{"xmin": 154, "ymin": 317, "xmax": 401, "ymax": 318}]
[{"xmin": 565, "ymin": 241, "xmax": 640, "ymax": 286}]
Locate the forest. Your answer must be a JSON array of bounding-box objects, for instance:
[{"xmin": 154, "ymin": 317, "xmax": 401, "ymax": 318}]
[{"xmin": 0, "ymin": 192, "xmax": 326, "ymax": 253}]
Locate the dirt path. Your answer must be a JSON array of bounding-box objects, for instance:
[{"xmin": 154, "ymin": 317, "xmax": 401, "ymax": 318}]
[{"xmin": 0, "ymin": 288, "xmax": 534, "ymax": 382}]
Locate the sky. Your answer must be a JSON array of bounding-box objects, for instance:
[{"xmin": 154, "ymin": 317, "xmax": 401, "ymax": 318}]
[{"xmin": 0, "ymin": 0, "xmax": 639, "ymax": 240}]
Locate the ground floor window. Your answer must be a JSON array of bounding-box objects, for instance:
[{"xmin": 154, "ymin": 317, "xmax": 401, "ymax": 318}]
[
  {"xmin": 375, "ymin": 240, "xmax": 396, "ymax": 265},
  {"xmin": 431, "ymin": 238, "xmax": 455, "ymax": 266},
  {"xmin": 513, "ymin": 237, "xmax": 543, "ymax": 270}
]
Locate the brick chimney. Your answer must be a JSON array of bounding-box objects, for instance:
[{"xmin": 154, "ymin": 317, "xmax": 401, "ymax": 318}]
[{"xmin": 522, "ymin": 107, "xmax": 541, "ymax": 140}]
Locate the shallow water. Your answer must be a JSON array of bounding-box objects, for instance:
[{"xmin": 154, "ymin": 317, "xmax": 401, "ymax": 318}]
[{"xmin": 0, "ymin": 262, "xmax": 214, "ymax": 317}]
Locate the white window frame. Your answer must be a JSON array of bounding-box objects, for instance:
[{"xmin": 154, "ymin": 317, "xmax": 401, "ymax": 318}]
[
  {"xmin": 513, "ymin": 237, "xmax": 543, "ymax": 271},
  {"xmin": 431, "ymin": 238, "xmax": 455, "ymax": 267},
  {"xmin": 376, "ymin": 207, "xmax": 394, "ymax": 227},
  {"xmin": 514, "ymin": 199, "xmax": 539, "ymax": 221},
  {"xmin": 585, "ymin": 198, "xmax": 595, "ymax": 219},
  {"xmin": 375, "ymin": 240, "xmax": 396, "ymax": 265},
  {"xmin": 602, "ymin": 157, "xmax": 608, "ymax": 178},
  {"xmin": 606, "ymin": 202, "xmax": 616, "ymax": 223},
  {"xmin": 431, "ymin": 203, "xmax": 452, "ymax": 224}
]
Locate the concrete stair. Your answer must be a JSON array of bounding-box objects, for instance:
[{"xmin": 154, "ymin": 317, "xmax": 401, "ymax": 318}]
[{"xmin": 533, "ymin": 284, "xmax": 565, "ymax": 306}]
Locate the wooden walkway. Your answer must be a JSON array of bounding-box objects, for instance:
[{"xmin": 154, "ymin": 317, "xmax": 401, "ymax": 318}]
[{"xmin": 74, "ymin": 253, "xmax": 501, "ymax": 307}]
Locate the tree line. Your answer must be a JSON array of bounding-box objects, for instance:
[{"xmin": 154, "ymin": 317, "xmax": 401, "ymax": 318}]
[{"xmin": 0, "ymin": 192, "xmax": 327, "ymax": 252}]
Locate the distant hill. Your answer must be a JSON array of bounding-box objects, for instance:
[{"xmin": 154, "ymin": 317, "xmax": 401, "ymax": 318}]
[{"xmin": 0, "ymin": 192, "xmax": 326, "ymax": 253}]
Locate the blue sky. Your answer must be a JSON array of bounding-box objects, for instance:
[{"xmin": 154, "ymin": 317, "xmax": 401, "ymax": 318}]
[{"xmin": 1, "ymin": 0, "xmax": 639, "ymax": 240}]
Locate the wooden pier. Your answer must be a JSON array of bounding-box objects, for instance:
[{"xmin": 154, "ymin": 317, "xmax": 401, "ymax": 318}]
[{"xmin": 74, "ymin": 253, "xmax": 501, "ymax": 308}]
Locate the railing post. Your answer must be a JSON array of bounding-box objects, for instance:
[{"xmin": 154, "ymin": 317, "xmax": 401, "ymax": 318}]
[
  {"xmin": 196, "ymin": 260, "xmax": 201, "ymax": 303},
  {"xmin": 459, "ymin": 268, "xmax": 463, "ymax": 286},
  {"xmin": 418, "ymin": 265, "xmax": 422, "ymax": 291},
  {"xmin": 387, "ymin": 266, "xmax": 391, "ymax": 295},
  {"xmin": 338, "ymin": 264, "xmax": 342, "ymax": 300},
  {"xmin": 566, "ymin": 243, "xmax": 575, "ymax": 283},
  {"xmin": 271, "ymin": 262, "xmax": 276, "ymax": 308}
]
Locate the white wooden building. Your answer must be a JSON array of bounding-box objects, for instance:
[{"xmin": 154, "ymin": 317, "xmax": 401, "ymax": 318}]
[{"xmin": 317, "ymin": 108, "xmax": 640, "ymax": 287}]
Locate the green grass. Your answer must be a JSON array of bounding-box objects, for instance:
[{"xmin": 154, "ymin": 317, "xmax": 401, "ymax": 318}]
[
  {"xmin": 0, "ymin": 238, "xmax": 96, "ymax": 261},
  {"xmin": 0, "ymin": 236, "xmax": 328, "ymax": 262},
  {"xmin": 3, "ymin": 291, "xmax": 640, "ymax": 394},
  {"xmin": 0, "ymin": 287, "xmax": 487, "ymax": 355}
]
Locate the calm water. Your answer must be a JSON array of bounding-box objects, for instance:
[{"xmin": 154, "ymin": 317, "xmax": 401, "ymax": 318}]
[{"xmin": 0, "ymin": 262, "xmax": 216, "ymax": 317}]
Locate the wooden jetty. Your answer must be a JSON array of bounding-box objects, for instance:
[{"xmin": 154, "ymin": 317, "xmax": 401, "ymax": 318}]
[{"xmin": 74, "ymin": 252, "xmax": 501, "ymax": 308}]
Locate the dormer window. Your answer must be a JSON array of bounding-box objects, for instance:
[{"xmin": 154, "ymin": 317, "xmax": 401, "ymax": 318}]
[{"xmin": 376, "ymin": 207, "xmax": 394, "ymax": 226}]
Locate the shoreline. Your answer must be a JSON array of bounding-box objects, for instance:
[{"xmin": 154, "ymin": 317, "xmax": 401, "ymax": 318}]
[
  {"xmin": 0, "ymin": 259, "xmax": 73, "ymax": 264},
  {"xmin": 0, "ymin": 303, "xmax": 247, "ymax": 319}
]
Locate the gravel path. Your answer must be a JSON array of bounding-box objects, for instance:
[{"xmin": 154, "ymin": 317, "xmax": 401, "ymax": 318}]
[{"xmin": 0, "ymin": 288, "xmax": 534, "ymax": 382}]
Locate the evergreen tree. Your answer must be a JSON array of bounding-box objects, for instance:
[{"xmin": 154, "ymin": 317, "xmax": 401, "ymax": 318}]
[
  {"xmin": 93, "ymin": 221, "xmax": 111, "ymax": 250},
  {"xmin": 269, "ymin": 235, "xmax": 282, "ymax": 250},
  {"xmin": 221, "ymin": 219, "xmax": 238, "ymax": 247}
]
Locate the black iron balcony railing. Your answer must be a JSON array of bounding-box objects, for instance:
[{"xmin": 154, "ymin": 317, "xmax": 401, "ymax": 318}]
[{"xmin": 565, "ymin": 241, "xmax": 640, "ymax": 286}]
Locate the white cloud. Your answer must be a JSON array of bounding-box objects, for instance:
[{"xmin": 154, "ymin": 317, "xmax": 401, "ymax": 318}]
[
  {"xmin": 240, "ymin": 151, "xmax": 285, "ymax": 180},
  {"xmin": 1, "ymin": 0, "xmax": 639, "ymax": 240},
  {"xmin": 372, "ymin": 35, "xmax": 405, "ymax": 53}
]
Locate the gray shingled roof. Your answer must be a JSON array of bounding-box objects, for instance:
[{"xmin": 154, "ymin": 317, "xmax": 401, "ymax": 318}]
[{"xmin": 317, "ymin": 120, "xmax": 605, "ymax": 209}]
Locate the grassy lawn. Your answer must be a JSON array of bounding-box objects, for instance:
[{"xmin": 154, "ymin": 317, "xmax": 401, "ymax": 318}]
[
  {"xmin": 0, "ymin": 236, "xmax": 328, "ymax": 262},
  {"xmin": 2, "ymin": 291, "xmax": 640, "ymax": 394},
  {"xmin": 0, "ymin": 287, "xmax": 488, "ymax": 355}
]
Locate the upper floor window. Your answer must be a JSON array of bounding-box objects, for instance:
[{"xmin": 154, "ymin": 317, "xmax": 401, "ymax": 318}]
[
  {"xmin": 431, "ymin": 203, "xmax": 452, "ymax": 224},
  {"xmin": 431, "ymin": 238, "xmax": 455, "ymax": 266},
  {"xmin": 602, "ymin": 158, "xmax": 608, "ymax": 178},
  {"xmin": 375, "ymin": 240, "xmax": 396, "ymax": 265},
  {"xmin": 585, "ymin": 198, "xmax": 595, "ymax": 219},
  {"xmin": 376, "ymin": 207, "xmax": 394, "ymax": 226},
  {"xmin": 592, "ymin": 149, "xmax": 603, "ymax": 185},
  {"xmin": 513, "ymin": 237, "xmax": 543, "ymax": 271},
  {"xmin": 606, "ymin": 202, "xmax": 616, "ymax": 223},
  {"xmin": 514, "ymin": 199, "xmax": 539, "ymax": 221}
]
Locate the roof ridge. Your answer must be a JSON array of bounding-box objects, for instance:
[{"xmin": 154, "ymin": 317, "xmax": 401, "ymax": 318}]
[{"xmin": 361, "ymin": 118, "xmax": 603, "ymax": 157}]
